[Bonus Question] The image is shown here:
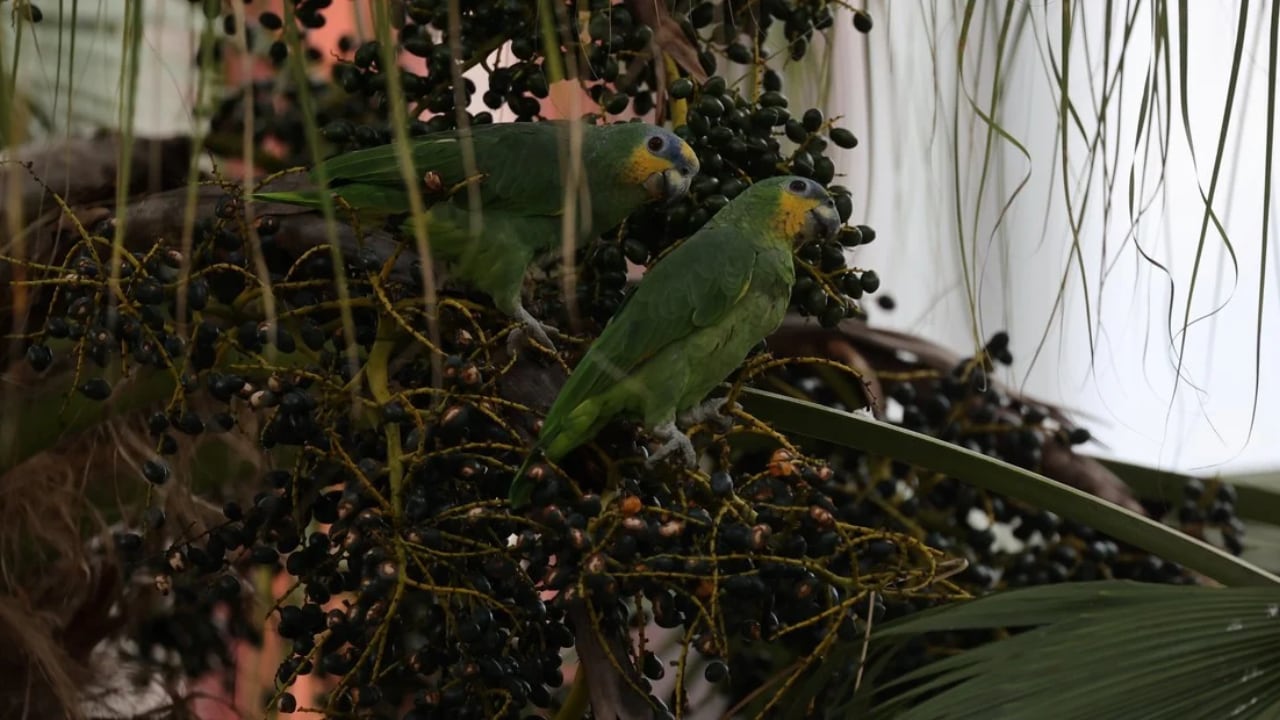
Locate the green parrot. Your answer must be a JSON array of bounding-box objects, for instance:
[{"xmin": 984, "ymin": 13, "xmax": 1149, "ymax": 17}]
[
  {"xmin": 509, "ymin": 175, "xmax": 842, "ymax": 507},
  {"xmin": 252, "ymin": 120, "xmax": 700, "ymax": 351}
]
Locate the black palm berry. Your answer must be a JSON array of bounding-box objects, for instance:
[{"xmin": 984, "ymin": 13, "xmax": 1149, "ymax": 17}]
[
  {"xmin": 25, "ymin": 344, "xmax": 53, "ymax": 372},
  {"xmin": 79, "ymin": 378, "xmax": 112, "ymax": 400},
  {"xmin": 143, "ymin": 458, "xmax": 171, "ymax": 485}
]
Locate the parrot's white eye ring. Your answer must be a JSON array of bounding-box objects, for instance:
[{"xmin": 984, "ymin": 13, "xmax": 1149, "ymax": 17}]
[
  {"xmin": 788, "ymin": 179, "xmax": 808, "ymax": 193},
  {"xmin": 647, "ymin": 135, "xmax": 666, "ymax": 152}
]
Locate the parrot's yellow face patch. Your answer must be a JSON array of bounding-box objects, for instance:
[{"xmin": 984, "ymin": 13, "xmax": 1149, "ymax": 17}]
[
  {"xmin": 623, "ymin": 144, "xmax": 678, "ymax": 185},
  {"xmin": 772, "ymin": 193, "xmax": 826, "ymax": 242}
]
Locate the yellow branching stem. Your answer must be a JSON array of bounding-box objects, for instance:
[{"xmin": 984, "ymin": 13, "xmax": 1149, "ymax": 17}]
[
  {"xmin": 664, "ymin": 53, "xmax": 688, "ymax": 128},
  {"xmin": 277, "ymin": 3, "xmax": 362, "ymax": 391},
  {"xmin": 367, "ymin": 316, "xmax": 404, "ymax": 515},
  {"xmin": 372, "ymin": 2, "xmax": 445, "ymax": 390}
]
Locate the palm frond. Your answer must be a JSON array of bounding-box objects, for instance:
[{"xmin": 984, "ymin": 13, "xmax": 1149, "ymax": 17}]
[
  {"xmin": 741, "ymin": 387, "xmax": 1280, "ymax": 587},
  {"xmin": 865, "ymin": 580, "xmax": 1280, "ymax": 720}
]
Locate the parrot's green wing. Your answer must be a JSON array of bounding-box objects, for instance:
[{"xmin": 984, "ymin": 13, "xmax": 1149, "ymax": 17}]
[
  {"xmin": 255, "ymin": 123, "xmax": 571, "ymax": 219},
  {"xmin": 537, "ymin": 226, "xmax": 757, "ymax": 449},
  {"xmin": 508, "ymin": 226, "xmax": 758, "ymax": 506}
]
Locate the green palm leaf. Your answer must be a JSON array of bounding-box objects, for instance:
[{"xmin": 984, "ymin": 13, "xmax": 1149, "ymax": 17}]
[
  {"xmin": 740, "ymin": 388, "xmax": 1280, "ymax": 587},
  {"xmin": 865, "ymin": 580, "xmax": 1280, "ymax": 720}
]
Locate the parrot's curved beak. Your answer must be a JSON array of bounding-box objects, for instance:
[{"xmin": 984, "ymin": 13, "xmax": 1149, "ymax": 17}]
[
  {"xmin": 804, "ymin": 201, "xmax": 842, "ymax": 243},
  {"xmin": 645, "ymin": 167, "xmax": 694, "ymax": 204}
]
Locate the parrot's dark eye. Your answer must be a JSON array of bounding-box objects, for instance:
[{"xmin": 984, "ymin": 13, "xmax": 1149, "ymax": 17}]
[
  {"xmin": 789, "ymin": 179, "xmax": 808, "ymax": 194},
  {"xmin": 647, "ymin": 135, "xmax": 665, "ymax": 152}
]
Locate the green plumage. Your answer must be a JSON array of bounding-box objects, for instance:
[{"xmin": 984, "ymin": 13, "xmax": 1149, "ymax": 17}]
[
  {"xmin": 253, "ymin": 121, "xmax": 698, "ymax": 348},
  {"xmin": 509, "ymin": 176, "xmax": 841, "ymax": 507}
]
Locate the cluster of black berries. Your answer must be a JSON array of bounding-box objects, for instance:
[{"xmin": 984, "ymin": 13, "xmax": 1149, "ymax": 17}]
[
  {"xmin": 572, "ymin": 0, "xmax": 879, "ymax": 329},
  {"xmin": 10, "ymin": 169, "xmax": 916, "ymax": 717},
  {"xmin": 9, "ymin": 1, "xmax": 1240, "ymax": 717},
  {"xmin": 604, "ymin": 71, "xmax": 876, "ymax": 330},
  {"xmin": 768, "ymin": 328, "xmax": 1245, "ymax": 580},
  {"xmin": 25, "ymin": 220, "xmax": 209, "ymax": 385},
  {"xmin": 751, "ymin": 327, "xmax": 1247, "ymax": 695},
  {"xmin": 24, "ymin": 195, "xmax": 1235, "ymax": 715},
  {"xmin": 118, "ymin": 514, "xmax": 263, "ymax": 682},
  {"xmin": 1141, "ymin": 476, "xmax": 1246, "ymax": 557}
]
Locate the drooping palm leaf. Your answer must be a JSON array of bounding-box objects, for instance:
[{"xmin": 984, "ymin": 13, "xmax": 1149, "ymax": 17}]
[
  {"xmin": 740, "ymin": 388, "xmax": 1280, "ymax": 587},
  {"xmin": 864, "ymin": 580, "xmax": 1280, "ymax": 720}
]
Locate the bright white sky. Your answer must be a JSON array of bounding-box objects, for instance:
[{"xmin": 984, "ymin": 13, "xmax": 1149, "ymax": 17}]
[{"xmin": 835, "ymin": 0, "xmax": 1280, "ymax": 476}]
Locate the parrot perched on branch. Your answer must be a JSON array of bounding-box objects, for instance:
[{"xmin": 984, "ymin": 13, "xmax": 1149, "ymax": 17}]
[
  {"xmin": 509, "ymin": 175, "xmax": 842, "ymax": 507},
  {"xmin": 252, "ymin": 120, "xmax": 699, "ymax": 351}
]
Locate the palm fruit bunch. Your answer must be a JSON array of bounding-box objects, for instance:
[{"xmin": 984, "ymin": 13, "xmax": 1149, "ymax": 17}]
[
  {"xmin": 741, "ymin": 319, "xmax": 1248, "ymax": 711},
  {"xmin": 57, "ymin": 0, "xmax": 903, "ymax": 716},
  {"xmin": 3, "ymin": 0, "xmax": 1245, "ymax": 718},
  {"xmin": 564, "ymin": 1, "xmax": 879, "ymax": 328}
]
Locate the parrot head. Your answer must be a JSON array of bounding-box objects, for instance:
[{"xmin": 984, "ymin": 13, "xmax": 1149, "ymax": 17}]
[
  {"xmin": 600, "ymin": 122, "xmax": 700, "ymax": 204},
  {"xmin": 754, "ymin": 176, "xmax": 842, "ymax": 244}
]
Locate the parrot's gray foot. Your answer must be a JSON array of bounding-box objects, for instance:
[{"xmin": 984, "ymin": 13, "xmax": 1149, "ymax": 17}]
[
  {"xmin": 678, "ymin": 397, "xmax": 739, "ymax": 429},
  {"xmin": 646, "ymin": 422, "xmax": 698, "ymax": 468},
  {"xmin": 507, "ymin": 306, "xmax": 559, "ymax": 354}
]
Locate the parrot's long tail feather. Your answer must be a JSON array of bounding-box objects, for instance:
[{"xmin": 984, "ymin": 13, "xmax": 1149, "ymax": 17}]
[{"xmin": 250, "ymin": 190, "xmax": 331, "ymax": 208}]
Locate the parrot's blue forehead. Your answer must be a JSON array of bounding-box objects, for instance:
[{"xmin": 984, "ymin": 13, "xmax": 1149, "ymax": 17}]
[{"xmin": 650, "ymin": 127, "xmax": 698, "ymax": 172}]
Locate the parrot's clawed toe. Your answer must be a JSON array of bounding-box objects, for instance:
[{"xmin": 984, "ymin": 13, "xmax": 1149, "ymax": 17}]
[
  {"xmin": 508, "ymin": 306, "xmax": 559, "ymax": 354},
  {"xmin": 647, "ymin": 422, "xmax": 698, "ymax": 468},
  {"xmin": 678, "ymin": 397, "xmax": 739, "ymax": 430}
]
